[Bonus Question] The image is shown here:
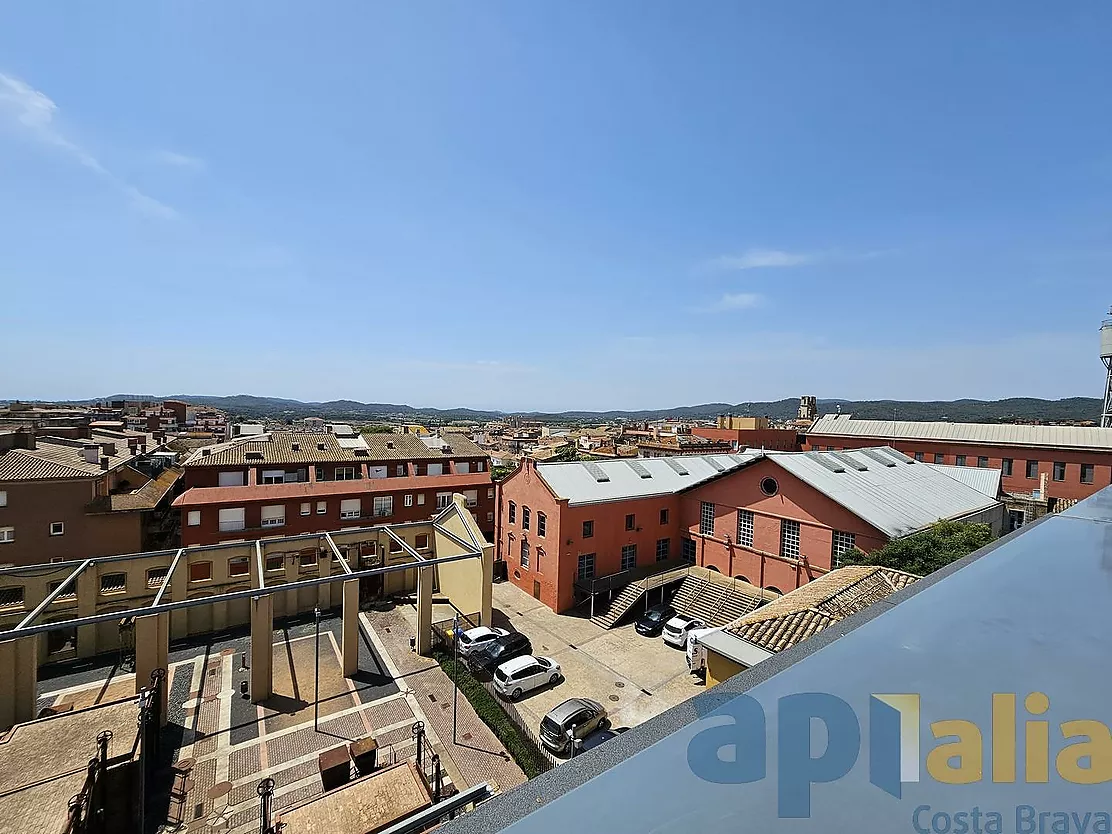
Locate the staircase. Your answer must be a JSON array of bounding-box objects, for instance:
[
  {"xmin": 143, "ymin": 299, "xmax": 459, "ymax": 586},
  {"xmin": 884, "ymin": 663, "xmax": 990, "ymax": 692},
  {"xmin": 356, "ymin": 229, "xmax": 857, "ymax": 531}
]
[
  {"xmin": 668, "ymin": 569, "xmax": 767, "ymax": 628},
  {"xmin": 591, "ymin": 582, "xmax": 650, "ymax": 628}
]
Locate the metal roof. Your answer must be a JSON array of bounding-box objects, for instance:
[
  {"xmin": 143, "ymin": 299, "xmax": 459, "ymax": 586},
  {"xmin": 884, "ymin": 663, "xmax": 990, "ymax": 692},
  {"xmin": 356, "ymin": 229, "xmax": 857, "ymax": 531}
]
[
  {"xmin": 442, "ymin": 486, "xmax": 1112, "ymax": 834},
  {"xmin": 536, "ymin": 453, "xmax": 761, "ymax": 505},
  {"xmin": 767, "ymin": 447, "xmax": 1001, "ymax": 537},
  {"xmin": 925, "ymin": 462, "xmax": 1002, "ymax": 497},
  {"xmin": 809, "ymin": 413, "xmax": 1112, "ymax": 451}
]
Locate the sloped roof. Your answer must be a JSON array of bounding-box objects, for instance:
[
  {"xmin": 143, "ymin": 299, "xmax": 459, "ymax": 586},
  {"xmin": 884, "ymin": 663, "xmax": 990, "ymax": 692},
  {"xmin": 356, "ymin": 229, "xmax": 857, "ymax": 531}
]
[
  {"xmin": 0, "ymin": 431, "xmax": 157, "ymax": 481},
  {"xmin": 809, "ymin": 413, "xmax": 1112, "ymax": 451},
  {"xmin": 537, "ymin": 453, "xmax": 761, "ymax": 505},
  {"xmin": 926, "ymin": 463, "xmax": 1002, "ymax": 497},
  {"xmin": 184, "ymin": 431, "xmax": 487, "ymax": 467},
  {"xmin": 767, "ymin": 447, "xmax": 1001, "ymax": 538},
  {"xmin": 723, "ymin": 565, "xmax": 919, "ymax": 653}
]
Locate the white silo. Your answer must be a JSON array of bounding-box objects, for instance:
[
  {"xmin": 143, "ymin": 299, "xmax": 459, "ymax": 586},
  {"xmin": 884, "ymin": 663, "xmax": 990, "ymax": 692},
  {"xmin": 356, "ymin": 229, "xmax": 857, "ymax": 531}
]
[{"xmin": 1101, "ymin": 308, "xmax": 1112, "ymax": 428}]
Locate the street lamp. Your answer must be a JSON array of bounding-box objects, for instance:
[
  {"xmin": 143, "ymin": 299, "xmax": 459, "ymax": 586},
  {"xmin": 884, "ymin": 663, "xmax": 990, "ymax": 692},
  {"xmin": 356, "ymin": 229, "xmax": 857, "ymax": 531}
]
[
  {"xmin": 314, "ymin": 607, "xmax": 322, "ymax": 732},
  {"xmin": 452, "ymin": 613, "xmax": 459, "ymax": 744}
]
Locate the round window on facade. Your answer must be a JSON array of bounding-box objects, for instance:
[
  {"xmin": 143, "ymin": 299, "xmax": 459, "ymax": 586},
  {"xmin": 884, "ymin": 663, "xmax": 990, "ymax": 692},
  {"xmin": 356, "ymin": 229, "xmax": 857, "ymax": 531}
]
[{"xmin": 760, "ymin": 477, "xmax": 779, "ymax": 497}]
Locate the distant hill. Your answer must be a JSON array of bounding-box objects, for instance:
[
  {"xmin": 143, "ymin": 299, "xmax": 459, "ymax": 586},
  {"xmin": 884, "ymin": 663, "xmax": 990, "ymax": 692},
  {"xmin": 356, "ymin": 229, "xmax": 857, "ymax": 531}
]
[{"xmin": 39, "ymin": 393, "xmax": 1106, "ymax": 425}]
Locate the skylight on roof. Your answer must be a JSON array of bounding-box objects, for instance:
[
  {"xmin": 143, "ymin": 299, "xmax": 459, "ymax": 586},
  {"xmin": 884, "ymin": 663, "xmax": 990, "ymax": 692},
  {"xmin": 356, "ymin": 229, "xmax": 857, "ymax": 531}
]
[
  {"xmin": 810, "ymin": 453, "xmax": 847, "ymax": 473},
  {"xmin": 829, "ymin": 451, "xmax": 868, "ymax": 471},
  {"xmin": 625, "ymin": 460, "xmax": 652, "ymax": 479},
  {"xmin": 583, "ymin": 461, "xmax": 610, "ymax": 483},
  {"xmin": 664, "ymin": 458, "xmax": 689, "ymax": 476}
]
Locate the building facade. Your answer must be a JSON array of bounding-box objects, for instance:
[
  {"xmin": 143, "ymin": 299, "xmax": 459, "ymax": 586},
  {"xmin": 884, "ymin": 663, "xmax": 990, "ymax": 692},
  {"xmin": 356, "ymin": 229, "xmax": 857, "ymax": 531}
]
[
  {"xmin": 174, "ymin": 426, "xmax": 495, "ymax": 546},
  {"xmin": 805, "ymin": 415, "xmax": 1112, "ymax": 506},
  {"xmin": 497, "ymin": 449, "xmax": 1001, "ymax": 613},
  {"xmin": 0, "ymin": 429, "xmax": 181, "ymax": 567}
]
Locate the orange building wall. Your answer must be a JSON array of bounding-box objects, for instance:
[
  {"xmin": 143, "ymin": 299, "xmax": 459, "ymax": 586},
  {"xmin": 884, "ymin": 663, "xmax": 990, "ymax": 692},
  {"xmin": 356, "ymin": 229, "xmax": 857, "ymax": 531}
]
[
  {"xmin": 804, "ymin": 435, "xmax": 1112, "ymax": 502},
  {"xmin": 692, "ymin": 427, "xmax": 802, "ymax": 452},
  {"xmin": 678, "ymin": 459, "xmax": 887, "ymax": 593}
]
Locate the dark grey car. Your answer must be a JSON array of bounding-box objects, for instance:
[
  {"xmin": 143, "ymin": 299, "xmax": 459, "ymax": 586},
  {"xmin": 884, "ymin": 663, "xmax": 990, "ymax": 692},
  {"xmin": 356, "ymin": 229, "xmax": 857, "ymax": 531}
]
[{"xmin": 539, "ymin": 698, "xmax": 608, "ymax": 755}]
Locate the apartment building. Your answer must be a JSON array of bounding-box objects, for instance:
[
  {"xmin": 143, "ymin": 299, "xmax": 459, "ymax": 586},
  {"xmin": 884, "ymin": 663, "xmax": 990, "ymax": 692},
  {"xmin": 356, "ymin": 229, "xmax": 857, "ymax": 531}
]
[
  {"xmin": 497, "ymin": 448, "xmax": 1001, "ymax": 613},
  {"xmin": 618, "ymin": 425, "xmax": 734, "ymax": 458},
  {"xmin": 0, "ymin": 428, "xmax": 181, "ymax": 566},
  {"xmin": 805, "ymin": 414, "xmax": 1112, "ymax": 524},
  {"xmin": 174, "ymin": 425, "xmax": 494, "ymax": 545}
]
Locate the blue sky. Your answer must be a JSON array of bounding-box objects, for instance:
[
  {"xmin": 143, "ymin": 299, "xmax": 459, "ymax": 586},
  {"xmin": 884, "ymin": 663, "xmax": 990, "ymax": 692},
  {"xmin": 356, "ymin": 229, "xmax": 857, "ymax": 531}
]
[{"xmin": 1, "ymin": 2, "xmax": 1110, "ymax": 412}]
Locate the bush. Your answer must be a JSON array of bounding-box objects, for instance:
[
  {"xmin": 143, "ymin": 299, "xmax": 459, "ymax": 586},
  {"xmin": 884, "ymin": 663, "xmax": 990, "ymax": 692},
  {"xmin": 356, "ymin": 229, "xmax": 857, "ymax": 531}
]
[
  {"xmin": 432, "ymin": 650, "xmax": 550, "ymax": 778},
  {"xmin": 840, "ymin": 520, "xmax": 996, "ymax": 576}
]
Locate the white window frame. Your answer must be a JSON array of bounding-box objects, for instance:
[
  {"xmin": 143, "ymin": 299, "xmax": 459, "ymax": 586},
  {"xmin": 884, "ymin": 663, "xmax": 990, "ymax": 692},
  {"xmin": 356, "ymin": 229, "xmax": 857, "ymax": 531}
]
[
  {"xmin": 300, "ymin": 502, "xmax": 311, "ymax": 516},
  {"xmin": 335, "ymin": 466, "xmax": 357, "ymax": 481},
  {"xmin": 261, "ymin": 469, "xmax": 285, "ymax": 485},
  {"xmin": 417, "ymin": 493, "xmax": 425, "ymax": 505},
  {"xmin": 736, "ymin": 510, "xmax": 754, "ymax": 548},
  {"xmin": 187, "ymin": 510, "xmax": 201, "ymax": 527},
  {"xmin": 780, "ymin": 519, "xmax": 801, "ymax": 559},
  {"xmin": 373, "ymin": 496, "xmax": 393, "ymax": 517},
  {"xmin": 537, "ymin": 512, "xmax": 546, "ymax": 537},
  {"xmin": 0, "ymin": 527, "xmax": 14, "ymax": 543},
  {"xmin": 464, "ymin": 490, "xmax": 478, "ymax": 509},
  {"xmin": 700, "ymin": 501, "xmax": 715, "ymax": 536},
  {"xmin": 832, "ymin": 530, "xmax": 856, "ymax": 564},
  {"xmin": 340, "ymin": 499, "xmax": 362, "ymax": 520},
  {"xmin": 396, "ymin": 464, "xmax": 406, "ymax": 476},
  {"xmin": 317, "ymin": 501, "xmax": 328, "ymax": 515},
  {"xmin": 520, "ymin": 539, "xmax": 530, "ymax": 568},
  {"xmin": 218, "ymin": 507, "xmax": 246, "ymax": 533},
  {"xmin": 218, "ymin": 471, "xmax": 246, "ymax": 487},
  {"xmin": 49, "ymin": 521, "xmax": 65, "ymax": 536},
  {"xmin": 487, "ymin": 487, "xmax": 495, "ymax": 499},
  {"xmin": 456, "ymin": 461, "xmax": 470, "ymax": 475},
  {"xmin": 426, "ymin": 463, "xmax": 444, "ymax": 476},
  {"xmin": 404, "ymin": 494, "xmax": 414, "ymax": 507},
  {"xmin": 261, "ymin": 505, "xmax": 286, "ymax": 528},
  {"xmin": 436, "ymin": 492, "xmax": 453, "ymax": 510},
  {"xmin": 0, "ymin": 490, "xmax": 6, "ymax": 507}
]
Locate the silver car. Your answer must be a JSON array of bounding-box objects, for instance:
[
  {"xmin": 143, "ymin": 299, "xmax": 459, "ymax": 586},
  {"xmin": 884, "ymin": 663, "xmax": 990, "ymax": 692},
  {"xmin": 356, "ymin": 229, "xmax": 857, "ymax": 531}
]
[{"xmin": 539, "ymin": 698, "xmax": 608, "ymax": 755}]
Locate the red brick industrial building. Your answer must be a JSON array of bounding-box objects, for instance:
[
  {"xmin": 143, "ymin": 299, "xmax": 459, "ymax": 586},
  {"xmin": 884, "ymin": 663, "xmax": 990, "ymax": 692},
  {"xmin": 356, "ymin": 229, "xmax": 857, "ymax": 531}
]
[
  {"xmin": 804, "ymin": 415, "xmax": 1112, "ymax": 505},
  {"xmin": 174, "ymin": 425, "xmax": 494, "ymax": 546},
  {"xmin": 497, "ymin": 449, "xmax": 1002, "ymax": 613}
]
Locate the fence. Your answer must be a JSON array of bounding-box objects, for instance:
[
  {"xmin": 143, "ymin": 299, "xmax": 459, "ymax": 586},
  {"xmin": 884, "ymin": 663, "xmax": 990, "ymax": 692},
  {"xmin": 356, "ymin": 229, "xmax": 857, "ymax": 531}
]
[
  {"xmin": 477, "ymin": 679, "xmax": 560, "ymax": 773},
  {"xmin": 430, "ymin": 611, "xmax": 483, "ymax": 653}
]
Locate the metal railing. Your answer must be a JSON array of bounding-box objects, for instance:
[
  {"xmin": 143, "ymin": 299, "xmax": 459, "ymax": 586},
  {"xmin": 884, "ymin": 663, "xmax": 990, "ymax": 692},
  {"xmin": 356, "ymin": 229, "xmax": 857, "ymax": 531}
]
[{"xmin": 477, "ymin": 679, "xmax": 559, "ymax": 772}]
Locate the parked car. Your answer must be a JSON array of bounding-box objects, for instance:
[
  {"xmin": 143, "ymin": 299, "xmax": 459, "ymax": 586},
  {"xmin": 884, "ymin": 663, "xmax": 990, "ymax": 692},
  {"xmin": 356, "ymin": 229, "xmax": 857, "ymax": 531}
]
[
  {"xmin": 634, "ymin": 603, "xmax": 675, "ymax": 636},
  {"xmin": 468, "ymin": 631, "xmax": 532, "ymax": 675},
  {"xmin": 455, "ymin": 626, "xmax": 509, "ymax": 658},
  {"xmin": 662, "ymin": 613, "xmax": 705, "ymax": 648},
  {"xmin": 540, "ymin": 698, "xmax": 608, "ymax": 756},
  {"xmin": 492, "ymin": 655, "xmax": 562, "ymax": 700}
]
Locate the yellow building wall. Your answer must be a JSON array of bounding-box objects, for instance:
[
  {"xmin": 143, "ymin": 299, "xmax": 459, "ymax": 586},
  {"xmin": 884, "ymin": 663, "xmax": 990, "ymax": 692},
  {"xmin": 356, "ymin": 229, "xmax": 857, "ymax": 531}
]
[{"xmin": 706, "ymin": 650, "xmax": 745, "ymax": 687}]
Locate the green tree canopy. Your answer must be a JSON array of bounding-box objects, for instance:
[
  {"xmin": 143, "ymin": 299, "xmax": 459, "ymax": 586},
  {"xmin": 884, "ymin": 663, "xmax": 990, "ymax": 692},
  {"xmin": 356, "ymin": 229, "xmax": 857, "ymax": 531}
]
[{"xmin": 841, "ymin": 520, "xmax": 996, "ymax": 577}]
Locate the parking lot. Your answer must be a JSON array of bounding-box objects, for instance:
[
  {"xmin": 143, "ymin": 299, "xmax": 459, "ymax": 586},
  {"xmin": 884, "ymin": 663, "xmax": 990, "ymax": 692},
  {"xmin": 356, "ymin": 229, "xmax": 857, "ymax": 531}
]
[{"xmin": 486, "ymin": 581, "xmax": 704, "ymax": 737}]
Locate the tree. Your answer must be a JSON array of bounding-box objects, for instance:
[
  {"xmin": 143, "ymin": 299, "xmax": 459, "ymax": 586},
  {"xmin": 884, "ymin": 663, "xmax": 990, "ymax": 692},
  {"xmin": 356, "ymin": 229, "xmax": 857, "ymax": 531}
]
[
  {"xmin": 840, "ymin": 520, "xmax": 996, "ymax": 577},
  {"xmin": 491, "ymin": 465, "xmax": 517, "ymax": 482},
  {"xmin": 360, "ymin": 424, "xmax": 395, "ymax": 433}
]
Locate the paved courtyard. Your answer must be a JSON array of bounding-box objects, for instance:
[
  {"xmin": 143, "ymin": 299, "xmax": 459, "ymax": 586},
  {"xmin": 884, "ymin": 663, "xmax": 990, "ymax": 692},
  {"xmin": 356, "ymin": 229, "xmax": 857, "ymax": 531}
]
[
  {"xmin": 33, "ymin": 605, "xmax": 524, "ymax": 833},
  {"xmin": 488, "ymin": 581, "xmax": 705, "ymax": 735}
]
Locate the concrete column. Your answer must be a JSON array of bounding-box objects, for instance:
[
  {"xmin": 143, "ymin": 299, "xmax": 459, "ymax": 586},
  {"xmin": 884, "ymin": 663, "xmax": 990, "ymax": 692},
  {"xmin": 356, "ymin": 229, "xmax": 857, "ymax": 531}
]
[
  {"xmin": 341, "ymin": 579, "xmax": 359, "ymax": 677},
  {"xmin": 480, "ymin": 541, "xmax": 494, "ymax": 627},
  {"xmin": 134, "ymin": 612, "xmax": 169, "ymax": 724},
  {"xmin": 169, "ymin": 562, "xmax": 189, "ymax": 640},
  {"xmin": 415, "ymin": 564, "xmax": 434, "ymax": 656},
  {"xmin": 76, "ymin": 568, "xmax": 99, "ymax": 658},
  {"xmin": 250, "ymin": 594, "xmax": 273, "ymax": 702},
  {"xmin": 0, "ymin": 636, "xmax": 39, "ymax": 731},
  {"xmin": 316, "ymin": 546, "xmax": 333, "ymax": 611}
]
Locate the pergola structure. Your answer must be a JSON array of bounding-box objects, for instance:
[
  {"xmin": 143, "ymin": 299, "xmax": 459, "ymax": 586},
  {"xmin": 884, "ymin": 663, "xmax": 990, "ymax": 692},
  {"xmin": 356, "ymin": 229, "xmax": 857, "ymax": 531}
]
[{"xmin": 0, "ymin": 494, "xmax": 493, "ymax": 730}]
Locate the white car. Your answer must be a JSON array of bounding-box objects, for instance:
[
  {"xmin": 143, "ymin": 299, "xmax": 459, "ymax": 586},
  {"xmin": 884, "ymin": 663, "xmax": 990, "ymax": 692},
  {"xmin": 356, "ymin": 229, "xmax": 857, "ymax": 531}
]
[
  {"xmin": 455, "ymin": 626, "xmax": 509, "ymax": 658},
  {"xmin": 493, "ymin": 655, "xmax": 562, "ymax": 700},
  {"xmin": 662, "ymin": 614, "xmax": 705, "ymax": 648}
]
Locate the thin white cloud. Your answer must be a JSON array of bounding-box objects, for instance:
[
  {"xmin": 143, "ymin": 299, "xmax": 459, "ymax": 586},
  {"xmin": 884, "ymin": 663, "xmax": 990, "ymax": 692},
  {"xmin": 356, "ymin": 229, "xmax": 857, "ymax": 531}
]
[
  {"xmin": 704, "ymin": 249, "xmax": 815, "ymax": 271},
  {"xmin": 697, "ymin": 292, "xmax": 765, "ymax": 313},
  {"xmin": 153, "ymin": 150, "xmax": 205, "ymax": 171},
  {"xmin": 0, "ymin": 73, "xmax": 176, "ymax": 218}
]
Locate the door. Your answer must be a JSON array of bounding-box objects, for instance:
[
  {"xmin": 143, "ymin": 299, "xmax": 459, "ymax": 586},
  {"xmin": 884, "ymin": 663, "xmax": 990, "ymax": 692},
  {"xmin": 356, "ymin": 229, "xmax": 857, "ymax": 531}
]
[
  {"xmin": 533, "ymin": 580, "xmax": 541, "ymax": 600},
  {"xmin": 218, "ymin": 470, "xmax": 246, "ymax": 487},
  {"xmin": 1008, "ymin": 509, "xmax": 1026, "ymax": 532}
]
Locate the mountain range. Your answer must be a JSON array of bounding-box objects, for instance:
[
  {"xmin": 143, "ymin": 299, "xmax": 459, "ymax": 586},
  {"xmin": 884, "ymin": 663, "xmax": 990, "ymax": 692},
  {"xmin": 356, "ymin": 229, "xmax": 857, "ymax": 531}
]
[{"xmin": 43, "ymin": 393, "xmax": 1107, "ymax": 425}]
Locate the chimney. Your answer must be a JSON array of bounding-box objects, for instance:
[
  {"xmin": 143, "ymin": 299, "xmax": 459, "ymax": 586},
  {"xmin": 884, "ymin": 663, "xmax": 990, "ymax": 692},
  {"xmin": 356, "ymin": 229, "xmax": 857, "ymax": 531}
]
[
  {"xmin": 83, "ymin": 445, "xmax": 100, "ymax": 464},
  {"xmin": 100, "ymin": 442, "xmax": 116, "ymax": 456},
  {"xmin": 386, "ymin": 441, "xmax": 394, "ymax": 449},
  {"xmin": 140, "ymin": 443, "xmax": 147, "ymax": 454},
  {"xmin": 201, "ymin": 448, "xmax": 211, "ymax": 457},
  {"xmin": 100, "ymin": 456, "xmax": 110, "ymax": 470}
]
